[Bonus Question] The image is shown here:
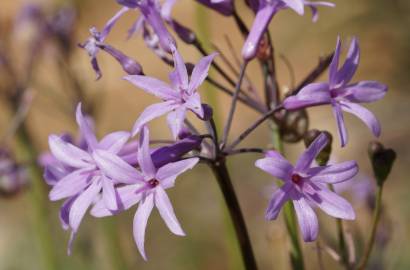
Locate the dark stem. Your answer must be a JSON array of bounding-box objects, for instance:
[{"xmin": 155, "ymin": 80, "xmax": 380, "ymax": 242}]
[
  {"xmin": 222, "ymin": 62, "xmax": 248, "ymax": 148},
  {"xmin": 289, "ymin": 53, "xmax": 334, "ymax": 96},
  {"xmin": 223, "ymin": 148, "xmax": 265, "ymax": 156},
  {"xmin": 227, "ymin": 105, "xmax": 283, "ymax": 151},
  {"xmin": 210, "ymin": 161, "xmax": 258, "ymax": 270}
]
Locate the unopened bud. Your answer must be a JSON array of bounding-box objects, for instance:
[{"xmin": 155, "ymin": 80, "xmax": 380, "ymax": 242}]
[
  {"xmin": 368, "ymin": 141, "xmax": 396, "ymax": 186},
  {"xmin": 99, "ymin": 44, "xmax": 143, "ymax": 75},
  {"xmin": 170, "ymin": 20, "xmax": 196, "ymax": 45},
  {"xmin": 304, "ymin": 129, "xmax": 332, "ymax": 166},
  {"xmin": 199, "ymin": 104, "xmax": 213, "ymax": 121}
]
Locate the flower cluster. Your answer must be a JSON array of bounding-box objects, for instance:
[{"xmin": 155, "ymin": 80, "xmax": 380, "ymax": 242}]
[{"xmin": 42, "ymin": 0, "xmax": 390, "ymax": 267}]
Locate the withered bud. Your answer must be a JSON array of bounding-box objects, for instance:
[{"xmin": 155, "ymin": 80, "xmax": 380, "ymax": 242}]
[
  {"xmin": 304, "ymin": 129, "xmax": 333, "ymax": 166},
  {"xmin": 368, "ymin": 141, "xmax": 396, "ymax": 186}
]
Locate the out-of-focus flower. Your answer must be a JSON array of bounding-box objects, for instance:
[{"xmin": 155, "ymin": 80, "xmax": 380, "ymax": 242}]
[
  {"xmin": 255, "ymin": 133, "xmax": 357, "ymax": 241},
  {"xmin": 368, "ymin": 141, "xmax": 396, "ymax": 186},
  {"xmin": 79, "ymin": 7, "xmax": 143, "ymax": 79},
  {"xmin": 91, "ymin": 126, "xmax": 199, "ymax": 260},
  {"xmin": 0, "ymin": 148, "xmax": 28, "ymax": 197},
  {"xmin": 125, "ymin": 47, "xmax": 217, "ymax": 139},
  {"xmin": 242, "ymin": 0, "xmax": 334, "ymax": 60},
  {"xmin": 284, "ymin": 37, "xmax": 388, "ymax": 147},
  {"xmin": 46, "ymin": 104, "xmax": 134, "ymax": 254}
]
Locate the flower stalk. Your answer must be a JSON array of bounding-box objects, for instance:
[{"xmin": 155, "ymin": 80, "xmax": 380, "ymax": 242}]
[{"xmin": 210, "ymin": 161, "xmax": 258, "ymax": 270}]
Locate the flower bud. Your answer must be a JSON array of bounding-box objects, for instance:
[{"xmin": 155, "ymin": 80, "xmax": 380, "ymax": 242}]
[
  {"xmin": 98, "ymin": 44, "xmax": 144, "ymax": 76},
  {"xmin": 169, "ymin": 20, "xmax": 196, "ymax": 45},
  {"xmin": 368, "ymin": 141, "xmax": 396, "ymax": 186},
  {"xmin": 276, "ymin": 109, "xmax": 309, "ymax": 143},
  {"xmin": 304, "ymin": 129, "xmax": 332, "ymax": 166},
  {"xmin": 199, "ymin": 104, "xmax": 213, "ymax": 121}
]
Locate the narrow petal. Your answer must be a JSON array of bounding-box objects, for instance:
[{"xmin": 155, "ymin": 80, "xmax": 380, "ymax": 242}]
[
  {"xmin": 295, "ymin": 133, "xmax": 328, "ymax": 172},
  {"xmin": 69, "ymin": 179, "xmax": 102, "ymax": 233},
  {"xmin": 335, "ymin": 37, "xmax": 360, "ymax": 87},
  {"xmin": 308, "ymin": 161, "xmax": 358, "ymax": 184},
  {"xmin": 156, "ymin": 158, "xmax": 199, "ymax": 188},
  {"xmin": 171, "ymin": 47, "xmax": 189, "ymax": 90},
  {"xmin": 282, "ymin": 0, "xmax": 305, "ymax": 15},
  {"xmin": 188, "ymin": 53, "xmax": 218, "ymax": 94},
  {"xmin": 331, "ymin": 102, "xmax": 348, "ymax": 147},
  {"xmin": 155, "ymin": 187, "xmax": 185, "ymax": 236},
  {"xmin": 185, "ymin": 92, "xmax": 204, "ymax": 118},
  {"xmin": 167, "ymin": 107, "xmax": 186, "ymax": 140},
  {"xmin": 265, "ymin": 183, "xmax": 293, "ymax": 220},
  {"xmin": 292, "ymin": 192, "xmax": 319, "ymax": 242},
  {"xmin": 49, "ymin": 169, "xmax": 91, "ymax": 201},
  {"xmin": 255, "ymin": 153, "xmax": 293, "ymax": 182},
  {"xmin": 93, "ymin": 149, "xmax": 144, "ymax": 184},
  {"xmin": 133, "ymin": 194, "xmax": 154, "ymax": 261},
  {"xmin": 340, "ymin": 101, "xmax": 381, "ymax": 137},
  {"xmin": 131, "ymin": 101, "xmax": 178, "ymax": 136},
  {"xmin": 123, "ymin": 75, "xmax": 179, "ymax": 100},
  {"xmin": 60, "ymin": 197, "xmax": 77, "ymax": 231},
  {"xmin": 98, "ymin": 131, "xmax": 130, "ymax": 154},
  {"xmin": 102, "ymin": 175, "xmax": 118, "ymax": 211},
  {"xmin": 161, "ymin": 0, "xmax": 177, "ymax": 21},
  {"xmin": 343, "ymin": 81, "xmax": 387, "ymax": 103},
  {"xmin": 100, "ymin": 7, "xmax": 129, "ymax": 41},
  {"xmin": 91, "ymin": 183, "xmax": 143, "ymax": 217},
  {"xmin": 242, "ymin": 4, "xmax": 276, "ymax": 60},
  {"xmin": 307, "ymin": 184, "xmax": 355, "ymax": 220},
  {"xmin": 76, "ymin": 104, "xmax": 98, "ymax": 150},
  {"xmin": 283, "ymin": 83, "xmax": 331, "ymax": 110},
  {"xmin": 138, "ymin": 126, "xmax": 156, "ymax": 179},
  {"xmin": 49, "ymin": 135, "xmax": 92, "ymax": 168},
  {"xmin": 329, "ymin": 36, "xmax": 341, "ymax": 86}
]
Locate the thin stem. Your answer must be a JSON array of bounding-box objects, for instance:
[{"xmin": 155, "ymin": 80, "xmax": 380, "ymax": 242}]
[
  {"xmin": 227, "ymin": 105, "xmax": 283, "ymax": 151},
  {"xmin": 222, "ymin": 62, "xmax": 248, "ymax": 148},
  {"xmin": 356, "ymin": 185, "xmax": 384, "ymax": 270},
  {"xmin": 101, "ymin": 218, "xmax": 129, "ymax": 270},
  {"xmin": 223, "ymin": 148, "xmax": 265, "ymax": 156},
  {"xmin": 205, "ymin": 77, "xmax": 266, "ymax": 114},
  {"xmin": 289, "ymin": 53, "xmax": 334, "ymax": 96},
  {"xmin": 210, "ymin": 162, "xmax": 258, "ymax": 270},
  {"xmin": 330, "ymin": 184, "xmax": 350, "ymax": 269}
]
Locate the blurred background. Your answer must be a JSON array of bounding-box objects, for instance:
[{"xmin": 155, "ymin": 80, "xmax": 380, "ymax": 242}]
[{"xmin": 0, "ymin": 0, "xmax": 409, "ymax": 269}]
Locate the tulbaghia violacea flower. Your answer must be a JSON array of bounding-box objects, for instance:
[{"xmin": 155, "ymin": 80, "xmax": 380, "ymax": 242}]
[
  {"xmin": 125, "ymin": 47, "xmax": 217, "ymax": 139},
  {"xmin": 117, "ymin": 0, "xmax": 176, "ymax": 52},
  {"xmin": 255, "ymin": 133, "xmax": 357, "ymax": 241},
  {"xmin": 79, "ymin": 7, "xmax": 143, "ymax": 79},
  {"xmin": 242, "ymin": 0, "xmax": 334, "ymax": 60},
  {"xmin": 91, "ymin": 126, "xmax": 199, "ymax": 260},
  {"xmin": 283, "ymin": 37, "xmax": 388, "ymax": 146},
  {"xmin": 47, "ymin": 104, "xmax": 137, "ymax": 253}
]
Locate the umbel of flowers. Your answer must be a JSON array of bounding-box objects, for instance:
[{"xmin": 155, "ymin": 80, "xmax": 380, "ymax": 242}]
[{"xmin": 42, "ymin": 0, "xmax": 392, "ymax": 269}]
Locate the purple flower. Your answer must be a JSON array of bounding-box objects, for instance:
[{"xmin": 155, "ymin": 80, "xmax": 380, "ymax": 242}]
[
  {"xmin": 124, "ymin": 47, "xmax": 217, "ymax": 139},
  {"xmin": 79, "ymin": 7, "xmax": 143, "ymax": 79},
  {"xmin": 91, "ymin": 126, "xmax": 199, "ymax": 260},
  {"xmin": 242, "ymin": 0, "xmax": 334, "ymax": 60},
  {"xmin": 283, "ymin": 37, "xmax": 388, "ymax": 146},
  {"xmin": 0, "ymin": 148, "xmax": 28, "ymax": 197},
  {"xmin": 47, "ymin": 103, "xmax": 136, "ymax": 253},
  {"xmin": 255, "ymin": 133, "xmax": 357, "ymax": 242},
  {"xmin": 117, "ymin": 0, "xmax": 176, "ymax": 53}
]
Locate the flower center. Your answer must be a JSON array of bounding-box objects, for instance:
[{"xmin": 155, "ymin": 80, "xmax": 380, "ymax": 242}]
[
  {"xmin": 330, "ymin": 89, "xmax": 338, "ymax": 98},
  {"xmin": 291, "ymin": 173, "xmax": 302, "ymax": 184},
  {"xmin": 148, "ymin": 179, "xmax": 159, "ymax": 188}
]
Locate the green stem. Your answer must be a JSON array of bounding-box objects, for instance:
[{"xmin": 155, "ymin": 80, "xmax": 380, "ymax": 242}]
[
  {"xmin": 356, "ymin": 185, "xmax": 384, "ymax": 270},
  {"xmin": 329, "ymin": 184, "xmax": 350, "ymax": 269},
  {"xmin": 101, "ymin": 218, "xmax": 129, "ymax": 270},
  {"xmin": 15, "ymin": 124, "xmax": 58, "ymax": 270},
  {"xmin": 270, "ymin": 123, "xmax": 305, "ymax": 270}
]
